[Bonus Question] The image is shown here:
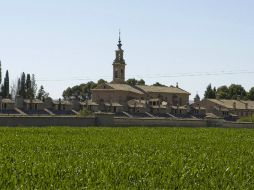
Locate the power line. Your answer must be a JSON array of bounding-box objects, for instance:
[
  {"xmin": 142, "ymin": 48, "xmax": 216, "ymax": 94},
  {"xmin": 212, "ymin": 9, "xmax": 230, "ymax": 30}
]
[{"xmin": 36, "ymin": 70, "xmax": 254, "ymax": 82}]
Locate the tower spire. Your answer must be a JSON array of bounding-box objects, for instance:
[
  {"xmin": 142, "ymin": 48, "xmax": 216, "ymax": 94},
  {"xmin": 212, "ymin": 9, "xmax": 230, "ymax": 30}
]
[
  {"xmin": 112, "ymin": 30, "xmax": 126, "ymax": 84},
  {"xmin": 117, "ymin": 29, "xmax": 122, "ymax": 49}
]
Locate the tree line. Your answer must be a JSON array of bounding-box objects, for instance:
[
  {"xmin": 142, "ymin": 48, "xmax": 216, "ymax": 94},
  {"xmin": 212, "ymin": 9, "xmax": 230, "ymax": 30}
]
[
  {"xmin": 0, "ymin": 61, "xmax": 49, "ymax": 100},
  {"xmin": 204, "ymin": 84, "xmax": 254, "ymax": 100}
]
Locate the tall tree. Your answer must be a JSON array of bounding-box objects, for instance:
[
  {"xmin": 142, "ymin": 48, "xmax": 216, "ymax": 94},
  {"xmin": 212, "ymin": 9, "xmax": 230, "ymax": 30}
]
[
  {"xmin": 17, "ymin": 78, "xmax": 21, "ymax": 96},
  {"xmin": 204, "ymin": 84, "xmax": 216, "ymax": 99},
  {"xmin": 31, "ymin": 74, "xmax": 37, "ymax": 99},
  {"xmin": 194, "ymin": 93, "xmax": 200, "ymax": 103},
  {"xmin": 2, "ymin": 70, "xmax": 9, "ymax": 98},
  {"xmin": 19, "ymin": 72, "xmax": 26, "ymax": 97},
  {"xmin": 25, "ymin": 74, "xmax": 32, "ymax": 99}
]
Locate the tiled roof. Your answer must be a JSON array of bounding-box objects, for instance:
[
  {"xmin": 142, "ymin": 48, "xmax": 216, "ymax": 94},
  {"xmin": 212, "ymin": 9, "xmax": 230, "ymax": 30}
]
[
  {"xmin": 151, "ymin": 105, "xmax": 167, "ymax": 109},
  {"xmin": 241, "ymin": 100, "xmax": 254, "ymax": 109},
  {"xmin": 192, "ymin": 106, "xmax": 206, "ymax": 110},
  {"xmin": 24, "ymin": 99, "xmax": 44, "ymax": 104},
  {"xmin": 111, "ymin": 103, "xmax": 123, "ymax": 107},
  {"xmin": 205, "ymin": 112, "xmax": 221, "ymax": 119},
  {"xmin": 106, "ymin": 83, "xmax": 144, "ymax": 94},
  {"xmin": 2, "ymin": 99, "xmax": 15, "ymax": 104},
  {"xmin": 171, "ymin": 106, "xmax": 187, "ymax": 110},
  {"xmin": 104, "ymin": 102, "xmax": 123, "ymax": 107},
  {"xmin": 208, "ymin": 99, "xmax": 254, "ymax": 110},
  {"xmin": 136, "ymin": 85, "xmax": 190, "ymax": 95},
  {"xmin": 52, "ymin": 100, "xmax": 71, "ymax": 105}
]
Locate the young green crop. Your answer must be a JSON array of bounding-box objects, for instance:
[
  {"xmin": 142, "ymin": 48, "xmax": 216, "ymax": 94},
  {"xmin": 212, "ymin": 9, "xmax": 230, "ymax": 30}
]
[{"xmin": 0, "ymin": 127, "xmax": 254, "ymax": 189}]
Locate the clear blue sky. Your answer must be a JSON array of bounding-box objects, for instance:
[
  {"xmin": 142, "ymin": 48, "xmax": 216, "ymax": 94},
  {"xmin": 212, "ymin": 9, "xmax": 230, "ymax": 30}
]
[{"xmin": 0, "ymin": 0, "xmax": 253, "ymax": 99}]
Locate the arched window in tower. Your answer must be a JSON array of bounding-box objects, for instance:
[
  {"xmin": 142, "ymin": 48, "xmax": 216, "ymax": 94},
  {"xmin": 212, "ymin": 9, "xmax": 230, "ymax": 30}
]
[{"xmin": 121, "ymin": 69, "xmax": 123, "ymax": 75}]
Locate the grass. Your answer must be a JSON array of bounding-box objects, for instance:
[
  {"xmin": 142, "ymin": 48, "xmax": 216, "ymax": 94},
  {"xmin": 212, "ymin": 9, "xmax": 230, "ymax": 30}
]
[
  {"xmin": 0, "ymin": 127, "xmax": 254, "ymax": 189},
  {"xmin": 238, "ymin": 115, "xmax": 254, "ymax": 123}
]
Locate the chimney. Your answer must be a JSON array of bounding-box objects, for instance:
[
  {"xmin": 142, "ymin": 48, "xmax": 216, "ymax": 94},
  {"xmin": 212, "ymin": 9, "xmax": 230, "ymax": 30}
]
[
  {"xmin": 237, "ymin": 95, "xmax": 240, "ymax": 101},
  {"xmin": 245, "ymin": 103, "xmax": 248, "ymax": 110},
  {"xmin": 233, "ymin": 102, "xmax": 236, "ymax": 109}
]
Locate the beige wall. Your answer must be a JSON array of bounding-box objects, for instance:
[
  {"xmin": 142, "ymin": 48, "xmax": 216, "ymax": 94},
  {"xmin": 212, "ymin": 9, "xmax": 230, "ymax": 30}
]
[
  {"xmin": 92, "ymin": 90, "xmax": 144, "ymax": 106},
  {"xmin": 1, "ymin": 103, "xmax": 15, "ymax": 110},
  {"xmin": 147, "ymin": 92, "xmax": 189, "ymax": 106},
  {"xmin": 193, "ymin": 99, "xmax": 254, "ymax": 117},
  {"xmin": 24, "ymin": 103, "xmax": 45, "ymax": 111},
  {"xmin": 53, "ymin": 104, "xmax": 72, "ymax": 111}
]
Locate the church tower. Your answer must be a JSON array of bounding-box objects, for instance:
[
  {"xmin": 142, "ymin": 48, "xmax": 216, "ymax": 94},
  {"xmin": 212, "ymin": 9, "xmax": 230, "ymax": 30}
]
[{"xmin": 112, "ymin": 32, "xmax": 126, "ymax": 84}]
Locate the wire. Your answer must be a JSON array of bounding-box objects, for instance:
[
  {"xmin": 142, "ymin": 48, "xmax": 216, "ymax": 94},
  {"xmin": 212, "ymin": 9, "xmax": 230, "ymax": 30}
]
[{"xmin": 36, "ymin": 70, "xmax": 254, "ymax": 82}]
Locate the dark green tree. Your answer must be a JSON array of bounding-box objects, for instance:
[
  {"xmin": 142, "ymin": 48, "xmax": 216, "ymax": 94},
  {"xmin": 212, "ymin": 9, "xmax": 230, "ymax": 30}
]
[
  {"xmin": 37, "ymin": 85, "xmax": 49, "ymax": 100},
  {"xmin": 194, "ymin": 93, "xmax": 200, "ymax": 103},
  {"xmin": 126, "ymin": 78, "xmax": 146, "ymax": 86},
  {"xmin": 16, "ymin": 78, "xmax": 21, "ymax": 95},
  {"xmin": 216, "ymin": 85, "xmax": 230, "ymax": 99},
  {"xmin": 247, "ymin": 87, "xmax": 254, "ymax": 100},
  {"xmin": 137, "ymin": 79, "xmax": 145, "ymax": 85},
  {"xmin": 152, "ymin": 82, "xmax": 166, "ymax": 87},
  {"xmin": 97, "ymin": 79, "xmax": 107, "ymax": 85},
  {"xmin": 19, "ymin": 72, "xmax": 26, "ymax": 97},
  {"xmin": 62, "ymin": 81, "xmax": 97, "ymax": 100},
  {"xmin": 204, "ymin": 84, "xmax": 216, "ymax": 99},
  {"xmin": 228, "ymin": 84, "xmax": 246, "ymax": 100},
  {"xmin": 26, "ymin": 74, "xmax": 32, "ymax": 99},
  {"xmin": 126, "ymin": 78, "xmax": 138, "ymax": 86},
  {"xmin": 2, "ymin": 70, "xmax": 9, "ymax": 98}
]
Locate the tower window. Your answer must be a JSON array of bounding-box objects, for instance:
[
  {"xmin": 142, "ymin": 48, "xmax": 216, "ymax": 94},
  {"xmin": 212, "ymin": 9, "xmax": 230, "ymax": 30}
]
[
  {"xmin": 115, "ymin": 71, "xmax": 118, "ymax": 78},
  {"xmin": 121, "ymin": 69, "xmax": 123, "ymax": 75}
]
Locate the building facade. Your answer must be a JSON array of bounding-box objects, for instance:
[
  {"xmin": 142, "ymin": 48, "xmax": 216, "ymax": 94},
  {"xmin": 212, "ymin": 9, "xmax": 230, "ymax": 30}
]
[{"xmin": 91, "ymin": 35, "xmax": 191, "ymax": 114}]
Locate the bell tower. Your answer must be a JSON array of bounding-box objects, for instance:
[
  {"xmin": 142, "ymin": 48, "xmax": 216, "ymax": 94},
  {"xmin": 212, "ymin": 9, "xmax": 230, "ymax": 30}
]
[{"xmin": 112, "ymin": 31, "xmax": 126, "ymax": 84}]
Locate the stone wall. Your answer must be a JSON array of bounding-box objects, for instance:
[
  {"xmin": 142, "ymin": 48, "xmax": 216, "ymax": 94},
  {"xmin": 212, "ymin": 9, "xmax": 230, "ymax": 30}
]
[
  {"xmin": 0, "ymin": 115, "xmax": 253, "ymax": 128},
  {"xmin": 114, "ymin": 117, "xmax": 254, "ymax": 128},
  {"xmin": 0, "ymin": 116, "xmax": 95, "ymax": 127},
  {"xmin": 114, "ymin": 117, "xmax": 207, "ymax": 127}
]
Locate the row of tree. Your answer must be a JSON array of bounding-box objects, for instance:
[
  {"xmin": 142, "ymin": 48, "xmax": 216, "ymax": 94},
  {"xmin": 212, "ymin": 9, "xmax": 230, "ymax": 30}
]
[
  {"xmin": 0, "ymin": 61, "xmax": 49, "ymax": 100},
  {"xmin": 204, "ymin": 84, "xmax": 254, "ymax": 100},
  {"xmin": 15, "ymin": 72, "xmax": 49, "ymax": 100}
]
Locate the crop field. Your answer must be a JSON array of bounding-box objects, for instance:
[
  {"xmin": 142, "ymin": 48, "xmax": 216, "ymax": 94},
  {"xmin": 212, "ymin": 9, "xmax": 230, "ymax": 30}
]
[{"xmin": 0, "ymin": 127, "xmax": 254, "ymax": 189}]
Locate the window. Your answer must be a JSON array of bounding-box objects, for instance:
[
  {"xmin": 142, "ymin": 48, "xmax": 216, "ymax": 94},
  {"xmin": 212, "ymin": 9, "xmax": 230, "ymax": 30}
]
[{"xmin": 115, "ymin": 71, "xmax": 118, "ymax": 78}]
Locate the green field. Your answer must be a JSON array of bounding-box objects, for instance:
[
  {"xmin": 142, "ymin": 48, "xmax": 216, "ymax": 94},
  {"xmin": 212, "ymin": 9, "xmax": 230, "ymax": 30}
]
[{"xmin": 0, "ymin": 127, "xmax": 254, "ymax": 189}]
